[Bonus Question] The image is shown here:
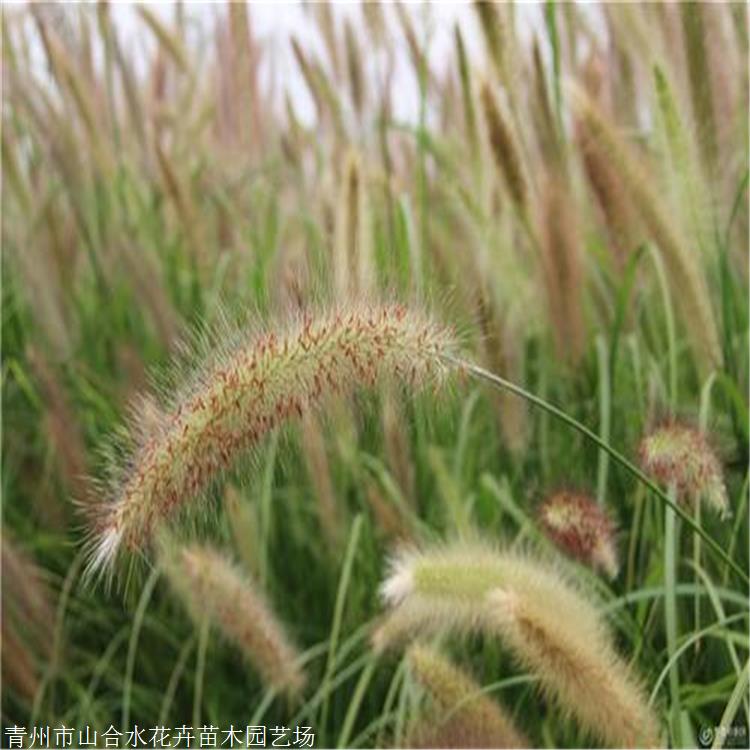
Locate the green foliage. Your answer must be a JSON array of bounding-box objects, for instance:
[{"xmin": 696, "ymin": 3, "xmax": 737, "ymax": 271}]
[{"xmin": 2, "ymin": 3, "xmax": 748, "ymax": 748}]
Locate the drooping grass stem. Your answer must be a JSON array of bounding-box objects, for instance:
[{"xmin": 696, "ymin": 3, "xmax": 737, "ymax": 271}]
[
  {"xmin": 448, "ymin": 355, "xmax": 748, "ymax": 584},
  {"xmin": 321, "ymin": 514, "xmax": 364, "ymax": 733}
]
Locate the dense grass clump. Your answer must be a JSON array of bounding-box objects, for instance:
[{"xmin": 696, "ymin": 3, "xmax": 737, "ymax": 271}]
[{"xmin": 2, "ymin": 3, "xmax": 747, "ymax": 748}]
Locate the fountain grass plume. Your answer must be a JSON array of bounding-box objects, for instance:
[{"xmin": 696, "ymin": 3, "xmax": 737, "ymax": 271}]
[
  {"xmin": 576, "ymin": 106, "xmax": 642, "ymax": 267},
  {"xmin": 405, "ymin": 643, "xmax": 529, "ymax": 749},
  {"xmin": 538, "ymin": 490, "xmax": 619, "ymax": 578},
  {"xmin": 573, "ymin": 86, "xmax": 722, "ymax": 372},
  {"xmin": 344, "ymin": 18, "xmax": 364, "ymax": 115},
  {"xmin": 86, "ymin": 304, "xmax": 456, "ymax": 578},
  {"xmin": 474, "ymin": 1, "xmax": 507, "ymax": 84},
  {"xmin": 375, "ymin": 541, "xmax": 661, "ymax": 748},
  {"xmin": 334, "ymin": 150, "xmax": 373, "ymax": 297},
  {"xmin": 539, "ymin": 175, "xmax": 585, "ymax": 365},
  {"xmin": 2, "ymin": 534, "xmax": 56, "ymax": 705},
  {"xmin": 161, "ymin": 541, "xmax": 306, "ymax": 696},
  {"xmin": 639, "ymin": 421, "xmax": 729, "ymax": 517},
  {"xmin": 479, "ymin": 80, "xmax": 529, "ymax": 216}
]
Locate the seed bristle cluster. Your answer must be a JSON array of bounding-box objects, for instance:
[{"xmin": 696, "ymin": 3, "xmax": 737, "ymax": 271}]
[
  {"xmin": 162, "ymin": 542, "xmax": 305, "ymax": 696},
  {"xmin": 375, "ymin": 542, "xmax": 661, "ymax": 748},
  {"xmin": 87, "ymin": 304, "xmax": 455, "ymax": 576},
  {"xmin": 405, "ymin": 643, "xmax": 529, "ymax": 749},
  {"xmin": 538, "ymin": 490, "xmax": 619, "ymax": 578},
  {"xmin": 479, "ymin": 80, "xmax": 528, "ymax": 214},
  {"xmin": 573, "ymin": 87, "xmax": 722, "ymax": 372},
  {"xmin": 639, "ymin": 422, "xmax": 729, "ymax": 517}
]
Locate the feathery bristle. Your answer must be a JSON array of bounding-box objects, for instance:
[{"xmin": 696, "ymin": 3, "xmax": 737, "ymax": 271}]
[
  {"xmin": 88, "ymin": 305, "xmax": 455, "ymax": 575},
  {"xmin": 162, "ymin": 542, "xmax": 306, "ymax": 696}
]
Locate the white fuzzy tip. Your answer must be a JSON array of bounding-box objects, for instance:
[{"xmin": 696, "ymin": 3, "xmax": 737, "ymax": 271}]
[
  {"xmin": 86, "ymin": 525, "xmax": 123, "ymax": 578},
  {"xmin": 380, "ymin": 556, "xmax": 415, "ymax": 606}
]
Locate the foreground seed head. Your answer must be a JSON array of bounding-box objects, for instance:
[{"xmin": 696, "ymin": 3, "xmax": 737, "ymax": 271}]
[
  {"xmin": 538, "ymin": 490, "xmax": 618, "ymax": 578},
  {"xmin": 86, "ymin": 304, "xmax": 456, "ymax": 578},
  {"xmin": 639, "ymin": 422, "xmax": 729, "ymax": 517},
  {"xmin": 375, "ymin": 542, "xmax": 661, "ymax": 748}
]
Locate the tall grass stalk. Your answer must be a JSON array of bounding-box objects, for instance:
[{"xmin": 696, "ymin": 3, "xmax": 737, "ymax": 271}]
[
  {"xmin": 337, "ymin": 653, "xmax": 378, "ymax": 749},
  {"xmin": 321, "ymin": 514, "xmax": 364, "ymax": 732},
  {"xmin": 121, "ymin": 568, "xmax": 160, "ymax": 733},
  {"xmin": 648, "ymin": 243, "xmax": 678, "ymax": 407},
  {"xmin": 540, "ymin": 176, "xmax": 584, "ymax": 364},
  {"xmin": 479, "ymin": 81, "xmax": 529, "ymax": 218}
]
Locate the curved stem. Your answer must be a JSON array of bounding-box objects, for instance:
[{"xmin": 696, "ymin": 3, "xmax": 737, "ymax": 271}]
[{"xmin": 448, "ymin": 355, "xmax": 748, "ymax": 585}]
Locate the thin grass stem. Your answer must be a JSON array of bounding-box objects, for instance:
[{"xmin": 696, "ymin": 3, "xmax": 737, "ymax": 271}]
[
  {"xmin": 158, "ymin": 634, "xmax": 196, "ymax": 727},
  {"xmin": 192, "ymin": 618, "xmax": 210, "ymax": 734},
  {"xmin": 337, "ymin": 652, "xmax": 378, "ymax": 749},
  {"xmin": 648, "ymin": 613, "xmax": 749, "ymax": 707},
  {"xmin": 320, "ymin": 514, "xmax": 364, "ymax": 732},
  {"xmin": 121, "ymin": 567, "xmax": 160, "ymax": 732},
  {"xmin": 648, "ymin": 243, "xmax": 678, "ymax": 408},
  {"xmin": 712, "ymin": 659, "xmax": 750, "ymax": 750}
]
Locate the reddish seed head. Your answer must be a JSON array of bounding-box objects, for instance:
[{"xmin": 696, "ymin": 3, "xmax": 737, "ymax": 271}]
[
  {"xmin": 87, "ymin": 304, "xmax": 455, "ymax": 577},
  {"xmin": 538, "ymin": 491, "xmax": 618, "ymax": 578},
  {"xmin": 639, "ymin": 422, "xmax": 729, "ymax": 517}
]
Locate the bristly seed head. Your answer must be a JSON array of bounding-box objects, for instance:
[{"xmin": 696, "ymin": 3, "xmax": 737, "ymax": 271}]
[
  {"xmin": 162, "ymin": 542, "xmax": 306, "ymax": 696},
  {"xmin": 405, "ymin": 643, "xmax": 530, "ymax": 749},
  {"xmin": 639, "ymin": 422, "xmax": 729, "ymax": 518},
  {"xmin": 375, "ymin": 541, "xmax": 661, "ymax": 748},
  {"xmin": 538, "ymin": 490, "xmax": 619, "ymax": 578},
  {"xmin": 87, "ymin": 304, "xmax": 456, "ymax": 577}
]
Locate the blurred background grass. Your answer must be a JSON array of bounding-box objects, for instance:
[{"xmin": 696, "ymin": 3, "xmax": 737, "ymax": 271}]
[{"xmin": 2, "ymin": 2, "xmax": 748, "ymax": 747}]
